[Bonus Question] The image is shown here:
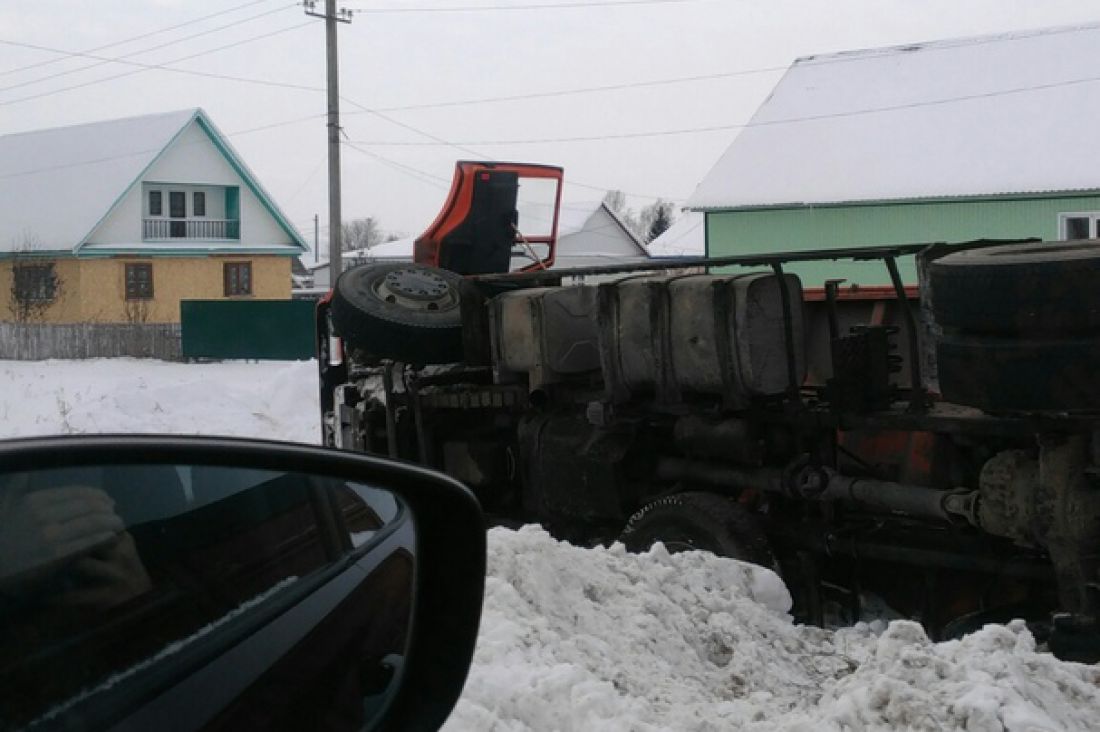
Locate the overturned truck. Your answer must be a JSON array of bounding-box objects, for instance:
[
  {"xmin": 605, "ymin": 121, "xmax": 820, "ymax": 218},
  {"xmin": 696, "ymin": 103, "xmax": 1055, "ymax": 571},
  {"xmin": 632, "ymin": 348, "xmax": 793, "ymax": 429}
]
[{"xmin": 318, "ymin": 162, "xmax": 1100, "ymax": 659}]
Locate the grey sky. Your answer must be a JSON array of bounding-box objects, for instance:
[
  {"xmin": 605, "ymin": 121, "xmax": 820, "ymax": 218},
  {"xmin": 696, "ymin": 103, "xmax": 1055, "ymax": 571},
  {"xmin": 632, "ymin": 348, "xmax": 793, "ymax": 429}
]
[{"xmin": 2, "ymin": 0, "xmax": 1098, "ymax": 250}]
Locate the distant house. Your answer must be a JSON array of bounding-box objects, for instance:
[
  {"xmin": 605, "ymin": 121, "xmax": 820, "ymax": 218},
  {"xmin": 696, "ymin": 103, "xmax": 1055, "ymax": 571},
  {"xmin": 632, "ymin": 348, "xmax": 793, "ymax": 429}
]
[
  {"xmin": 687, "ymin": 24, "xmax": 1100, "ymax": 286},
  {"xmin": 0, "ymin": 108, "xmax": 306, "ymax": 324},
  {"xmin": 301, "ymin": 200, "xmax": 649, "ymax": 289},
  {"xmin": 546, "ymin": 200, "xmax": 648, "ymax": 271}
]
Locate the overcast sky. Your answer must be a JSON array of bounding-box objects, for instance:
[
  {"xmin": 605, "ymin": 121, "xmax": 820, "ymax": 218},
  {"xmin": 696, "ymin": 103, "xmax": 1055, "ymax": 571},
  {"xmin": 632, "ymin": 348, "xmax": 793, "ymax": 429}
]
[{"xmin": 2, "ymin": 0, "xmax": 1099, "ymax": 251}]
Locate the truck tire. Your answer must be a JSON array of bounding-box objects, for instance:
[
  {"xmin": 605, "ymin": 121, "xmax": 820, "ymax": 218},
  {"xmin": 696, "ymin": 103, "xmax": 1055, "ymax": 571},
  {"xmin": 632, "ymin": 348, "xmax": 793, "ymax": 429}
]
[
  {"xmin": 928, "ymin": 241, "xmax": 1100, "ymax": 335},
  {"xmin": 620, "ymin": 492, "xmax": 775, "ymax": 568},
  {"xmin": 330, "ymin": 263, "xmax": 465, "ymax": 365},
  {"xmin": 937, "ymin": 332, "xmax": 1100, "ymax": 412}
]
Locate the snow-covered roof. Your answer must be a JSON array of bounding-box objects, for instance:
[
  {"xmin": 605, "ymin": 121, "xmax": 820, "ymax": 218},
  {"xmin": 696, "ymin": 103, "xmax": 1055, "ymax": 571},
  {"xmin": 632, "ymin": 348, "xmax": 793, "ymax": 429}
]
[
  {"xmin": 0, "ymin": 108, "xmax": 304, "ymax": 253},
  {"xmin": 647, "ymin": 211, "xmax": 704, "ymax": 257},
  {"xmin": 689, "ymin": 23, "xmax": 1100, "ymax": 210},
  {"xmin": 0, "ymin": 110, "xmax": 194, "ymax": 252}
]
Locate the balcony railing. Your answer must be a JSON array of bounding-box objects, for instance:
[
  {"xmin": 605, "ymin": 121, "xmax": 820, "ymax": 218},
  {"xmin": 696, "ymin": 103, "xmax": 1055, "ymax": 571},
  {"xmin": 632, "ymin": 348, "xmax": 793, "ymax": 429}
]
[{"xmin": 143, "ymin": 219, "xmax": 240, "ymax": 240}]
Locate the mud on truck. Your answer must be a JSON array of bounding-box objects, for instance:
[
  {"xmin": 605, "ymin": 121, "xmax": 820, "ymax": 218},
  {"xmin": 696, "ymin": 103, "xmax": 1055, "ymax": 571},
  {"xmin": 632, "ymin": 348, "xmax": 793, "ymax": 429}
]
[{"xmin": 318, "ymin": 162, "xmax": 1100, "ymax": 660}]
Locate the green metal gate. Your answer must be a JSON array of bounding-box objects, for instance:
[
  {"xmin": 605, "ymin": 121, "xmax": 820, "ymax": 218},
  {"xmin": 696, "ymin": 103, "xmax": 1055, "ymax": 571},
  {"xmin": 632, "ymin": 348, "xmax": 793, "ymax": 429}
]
[{"xmin": 180, "ymin": 300, "xmax": 316, "ymax": 360}]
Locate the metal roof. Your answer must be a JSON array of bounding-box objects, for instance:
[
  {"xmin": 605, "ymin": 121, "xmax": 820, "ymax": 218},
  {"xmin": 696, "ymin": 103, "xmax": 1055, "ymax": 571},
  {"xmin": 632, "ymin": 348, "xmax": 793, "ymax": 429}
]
[{"xmin": 688, "ymin": 23, "xmax": 1100, "ymax": 211}]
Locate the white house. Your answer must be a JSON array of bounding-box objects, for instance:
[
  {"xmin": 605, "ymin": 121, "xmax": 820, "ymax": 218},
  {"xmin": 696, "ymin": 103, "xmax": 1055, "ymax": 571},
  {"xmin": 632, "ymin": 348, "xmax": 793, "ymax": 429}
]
[{"xmin": 0, "ymin": 108, "xmax": 306, "ymax": 323}]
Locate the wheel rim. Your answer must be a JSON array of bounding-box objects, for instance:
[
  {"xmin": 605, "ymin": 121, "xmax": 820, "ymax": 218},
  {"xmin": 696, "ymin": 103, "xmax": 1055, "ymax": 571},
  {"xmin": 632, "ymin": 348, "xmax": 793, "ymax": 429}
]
[{"xmin": 373, "ymin": 267, "xmax": 459, "ymax": 312}]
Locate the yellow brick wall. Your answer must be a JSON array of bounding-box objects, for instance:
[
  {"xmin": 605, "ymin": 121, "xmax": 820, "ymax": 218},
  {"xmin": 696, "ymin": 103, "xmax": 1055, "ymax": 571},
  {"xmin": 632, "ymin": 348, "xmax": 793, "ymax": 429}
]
[
  {"xmin": 0, "ymin": 258, "xmax": 83, "ymax": 322},
  {"xmin": 1, "ymin": 255, "xmax": 291, "ymax": 324}
]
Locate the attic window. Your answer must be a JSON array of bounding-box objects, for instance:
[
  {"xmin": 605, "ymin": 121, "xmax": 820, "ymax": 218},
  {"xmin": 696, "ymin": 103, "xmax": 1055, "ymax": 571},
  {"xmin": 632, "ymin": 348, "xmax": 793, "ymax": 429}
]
[{"xmin": 1060, "ymin": 213, "xmax": 1100, "ymax": 240}]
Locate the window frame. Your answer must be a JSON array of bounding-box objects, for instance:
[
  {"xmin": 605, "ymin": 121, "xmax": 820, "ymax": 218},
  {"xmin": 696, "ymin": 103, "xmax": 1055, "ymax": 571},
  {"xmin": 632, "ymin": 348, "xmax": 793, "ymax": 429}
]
[
  {"xmin": 1058, "ymin": 211, "xmax": 1100, "ymax": 240},
  {"xmin": 193, "ymin": 191, "xmax": 206, "ymax": 218},
  {"xmin": 148, "ymin": 190, "xmax": 163, "ymax": 217},
  {"xmin": 224, "ymin": 261, "xmax": 253, "ymax": 297},
  {"xmin": 125, "ymin": 262, "xmax": 154, "ymax": 301},
  {"xmin": 12, "ymin": 262, "xmax": 58, "ymax": 303}
]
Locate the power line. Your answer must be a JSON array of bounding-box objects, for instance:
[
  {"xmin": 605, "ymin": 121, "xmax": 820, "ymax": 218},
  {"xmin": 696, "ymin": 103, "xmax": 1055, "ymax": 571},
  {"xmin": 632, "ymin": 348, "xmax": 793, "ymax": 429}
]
[
  {"xmin": 344, "ymin": 70, "xmax": 1100, "ymax": 147},
  {"xmin": 341, "ymin": 94, "xmax": 682, "ymax": 200},
  {"xmin": 347, "ymin": 66, "xmax": 788, "ymax": 115},
  {"xmin": 0, "ymin": 24, "xmax": 319, "ymax": 108},
  {"xmin": 342, "ymin": 20, "xmax": 1100, "ymax": 115},
  {"xmin": 0, "ymin": 0, "xmax": 279, "ymax": 78},
  {"xmin": 0, "ymin": 4, "xmax": 298, "ymax": 95},
  {"xmin": 0, "ymin": 113, "xmax": 323, "ymax": 180},
  {"xmin": 346, "ymin": 0, "xmax": 701, "ymax": 12}
]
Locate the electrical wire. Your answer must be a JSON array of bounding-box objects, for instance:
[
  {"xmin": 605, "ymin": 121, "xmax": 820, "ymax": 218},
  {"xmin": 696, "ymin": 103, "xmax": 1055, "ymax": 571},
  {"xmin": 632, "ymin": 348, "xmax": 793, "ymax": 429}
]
[
  {"xmin": 346, "ymin": 0, "xmax": 701, "ymax": 12},
  {"xmin": 0, "ymin": 0, "xmax": 279, "ymax": 77},
  {"xmin": 0, "ymin": 4, "xmax": 298, "ymax": 95},
  {"xmin": 0, "ymin": 24, "xmax": 319, "ymax": 108},
  {"xmin": 343, "ymin": 70, "xmax": 1100, "ymax": 147},
  {"xmin": 0, "ymin": 113, "xmax": 323, "ymax": 180},
  {"xmin": 341, "ymin": 93, "xmax": 683, "ymax": 200}
]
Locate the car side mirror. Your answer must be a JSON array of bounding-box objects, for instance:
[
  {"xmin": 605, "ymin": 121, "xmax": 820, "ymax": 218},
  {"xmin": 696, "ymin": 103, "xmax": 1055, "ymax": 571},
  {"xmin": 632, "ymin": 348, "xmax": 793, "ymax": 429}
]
[{"xmin": 0, "ymin": 435, "xmax": 485, "ymax": 731}]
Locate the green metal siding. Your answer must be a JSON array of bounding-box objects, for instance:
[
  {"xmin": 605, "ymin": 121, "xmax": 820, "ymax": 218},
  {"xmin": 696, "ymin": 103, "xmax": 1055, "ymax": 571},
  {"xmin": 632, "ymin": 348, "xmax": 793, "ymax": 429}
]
[
  {"xmin": 706, "ymin": 195, "xmax": 1100, "ymax": 286},
  {"xmin": 180, "ymin": 299, "xmax": 315, "ymax": 360}
]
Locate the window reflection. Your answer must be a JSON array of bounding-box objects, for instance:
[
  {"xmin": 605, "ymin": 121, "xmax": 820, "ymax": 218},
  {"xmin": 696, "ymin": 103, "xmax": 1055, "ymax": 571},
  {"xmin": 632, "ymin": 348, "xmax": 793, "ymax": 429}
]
[{"xmin": 0, "ymin": 464, "xmax": 405, "ymax": 728}]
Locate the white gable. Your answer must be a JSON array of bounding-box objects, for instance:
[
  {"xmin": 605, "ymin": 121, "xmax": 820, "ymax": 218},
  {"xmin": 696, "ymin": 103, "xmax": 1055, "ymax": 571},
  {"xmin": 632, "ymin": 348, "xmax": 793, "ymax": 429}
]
[
  {"xmin": 86, "ymin": 120, "xmax": 294, "ymax": 249},
  {"xmin": 0, "ymin": 109, "xmax": 194, "ymax": 252},
  {"xmin": 689, "ymin": 24, "xmax": 1100, "ymax": 210},
  {"xmin": 647, "ymin": 211, "xmax": 704, "ymax": 257},
  {"xmin": 557, "ymin": 204, "xmax": 646, "ymax": 258}
]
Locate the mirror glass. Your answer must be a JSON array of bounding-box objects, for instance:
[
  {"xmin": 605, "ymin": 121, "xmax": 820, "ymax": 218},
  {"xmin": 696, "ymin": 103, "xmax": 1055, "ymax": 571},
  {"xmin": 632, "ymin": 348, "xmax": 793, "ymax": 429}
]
[{"xmin": 0, "ymin": 462, "xmax": 413, "ymax": 729}]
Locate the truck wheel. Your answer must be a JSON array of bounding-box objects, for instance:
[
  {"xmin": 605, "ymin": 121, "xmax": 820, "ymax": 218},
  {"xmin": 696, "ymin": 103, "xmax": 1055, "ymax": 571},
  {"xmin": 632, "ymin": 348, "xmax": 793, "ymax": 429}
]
[
  {"xmin": 620, "ymin": 492, "xmax": 775, "ymax": 568},
  {"xmin": 929, "ymin": 241, "xmax": 1100, "ymax": 334},
  {"xmin": 938, "ymin": 332, "xmax": 1100, "ymax": 412},
  {"xmin": 330, "ymin": 263, "xmax": 465, "ymax": 365}
]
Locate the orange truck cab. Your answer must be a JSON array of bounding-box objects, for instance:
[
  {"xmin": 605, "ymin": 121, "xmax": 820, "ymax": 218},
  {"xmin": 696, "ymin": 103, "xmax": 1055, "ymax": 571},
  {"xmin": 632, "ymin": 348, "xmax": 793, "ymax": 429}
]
[{"xmin": 414, "ymin": 161, "xmax": 564, "ymax": 276}]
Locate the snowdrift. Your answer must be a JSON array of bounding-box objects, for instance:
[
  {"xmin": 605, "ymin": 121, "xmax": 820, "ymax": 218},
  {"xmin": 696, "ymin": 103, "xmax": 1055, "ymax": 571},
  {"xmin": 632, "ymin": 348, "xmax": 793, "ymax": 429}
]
[{"xmin": 3, "ymin": 359, "xmax": 1099, "ymax": 731}]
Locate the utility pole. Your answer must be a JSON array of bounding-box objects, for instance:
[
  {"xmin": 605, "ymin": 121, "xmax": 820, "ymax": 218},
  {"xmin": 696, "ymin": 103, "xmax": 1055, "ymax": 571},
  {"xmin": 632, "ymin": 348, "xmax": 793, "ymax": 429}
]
[
  {"xmin": 313, "ymin": 213, "xmax": 319, "ymax": 264},
  {"xmin": 304, "ymin": 0, "xmax": 352, "ymax": 287}
]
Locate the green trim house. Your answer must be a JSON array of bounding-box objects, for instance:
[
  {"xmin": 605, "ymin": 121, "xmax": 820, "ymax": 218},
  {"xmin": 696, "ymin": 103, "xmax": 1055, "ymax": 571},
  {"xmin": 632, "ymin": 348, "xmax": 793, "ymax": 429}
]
[
  {"xmin": 687, "ymin": 24, "xmax": 1100, "ymax": 287},
  {"xmin": 0, "ymin": 108, "xmax": 307, "ymax": 324}
]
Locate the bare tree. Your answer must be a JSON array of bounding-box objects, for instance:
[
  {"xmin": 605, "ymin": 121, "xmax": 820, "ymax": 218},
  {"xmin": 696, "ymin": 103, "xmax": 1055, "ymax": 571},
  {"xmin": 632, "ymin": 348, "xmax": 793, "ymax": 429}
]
[
  {"xmin": 124, "ymin": 299, "xmax": 150, "ymax": 324},
  {"xmin": 641, "ymin": 200, "xmax": 675, "ymax": 243},
  {"xmin": 341, "ymin": 217, "xmax": 386, "ymax": 252},
  {"xmin": 8, "ymin": 236, "xmax": 61, "ymax": 323}
]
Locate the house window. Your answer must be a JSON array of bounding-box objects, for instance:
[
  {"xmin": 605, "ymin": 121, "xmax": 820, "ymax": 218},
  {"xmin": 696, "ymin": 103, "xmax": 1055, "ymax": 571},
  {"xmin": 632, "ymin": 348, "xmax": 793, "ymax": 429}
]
[
  {"xmin": 1059, "ymin": 213, "xmax": 1100, "ymax": 240},
  {"xmin": 149, "ymin": 190, "xmax": 162, "ymax": 216},
  {"xmin": 224, "ymin": 262, "xmax": 252, "ymax": 296},
  {"xmin": 12, "ymin": 263, "xmax": 57, "ymax": 303},
  {"xmin": 125, "ymin": 263, "xmax": 153, "ymax": 300},
  {"xmin": 193, "ymin": 192, "xmax": 206, "ymax": 217}
]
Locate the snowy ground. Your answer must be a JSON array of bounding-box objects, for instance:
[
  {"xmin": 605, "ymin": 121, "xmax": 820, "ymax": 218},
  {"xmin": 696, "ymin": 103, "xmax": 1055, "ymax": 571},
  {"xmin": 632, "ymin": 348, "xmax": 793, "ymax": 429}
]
[{"xmin": 3, "ymin": 358, "xmax": 1099, "ymax": 731}]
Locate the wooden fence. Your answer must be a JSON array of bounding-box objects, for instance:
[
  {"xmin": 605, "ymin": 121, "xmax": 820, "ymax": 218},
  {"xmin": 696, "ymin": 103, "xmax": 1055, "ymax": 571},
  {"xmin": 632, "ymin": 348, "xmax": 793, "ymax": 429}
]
[{"xmin": 0, "ymin": 322, "xmax": 182, "ymax": 361}]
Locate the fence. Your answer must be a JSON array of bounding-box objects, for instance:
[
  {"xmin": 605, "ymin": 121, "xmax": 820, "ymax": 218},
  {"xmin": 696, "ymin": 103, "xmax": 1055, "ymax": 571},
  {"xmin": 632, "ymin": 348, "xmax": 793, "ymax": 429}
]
[
  {"xmin": 0, "ymin": 322, "xmax": 181, "ymax": 360},
  {"xmin": 180, "ymin": 300, "xmax": 315, "ymax": 360}
]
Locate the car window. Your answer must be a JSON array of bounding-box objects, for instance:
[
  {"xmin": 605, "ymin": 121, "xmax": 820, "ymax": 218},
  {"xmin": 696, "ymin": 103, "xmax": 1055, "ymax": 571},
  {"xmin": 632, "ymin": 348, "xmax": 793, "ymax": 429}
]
[{"xmin": 0, "ymin": 464, "xmax": 403, "ymax": 729}]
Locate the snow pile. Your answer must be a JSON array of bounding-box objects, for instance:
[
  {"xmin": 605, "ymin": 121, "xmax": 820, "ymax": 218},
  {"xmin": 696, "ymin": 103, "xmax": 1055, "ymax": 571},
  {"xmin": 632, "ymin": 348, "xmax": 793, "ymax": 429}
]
[
  {"xmin": 783, "ymin": 620, "xmax": 1100, "ymax": 732},
  {"xmin": 0, "ymin": 359, "xmax": 319, "ymax": 444},
  {"xmin": 3, "ymin": 359, "xmax": 1100, "ymax": 731},
  {"xmin": 448, "ymin": 526, "xmax": 1100, "ymax": 732}
]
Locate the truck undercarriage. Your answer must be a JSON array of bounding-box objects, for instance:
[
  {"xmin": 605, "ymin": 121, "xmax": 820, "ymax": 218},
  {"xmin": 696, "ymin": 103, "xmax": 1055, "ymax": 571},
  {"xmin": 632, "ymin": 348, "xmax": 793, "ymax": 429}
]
[{"xmin": 316, "ymin": 163, "xmax": 1100, "ymax": 660}]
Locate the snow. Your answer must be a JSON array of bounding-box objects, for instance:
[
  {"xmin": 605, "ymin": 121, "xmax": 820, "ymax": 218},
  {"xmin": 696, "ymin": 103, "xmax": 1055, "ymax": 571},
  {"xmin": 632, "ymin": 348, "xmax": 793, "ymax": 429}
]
[
  {"xmin": 0, "ymin": 109, "xmax": 196, "ymax": 252},
  {"xmin": 688, "ymin": 23, "xmax": 1100, "ymax": 210},
  {"xmin": 0, "ymin": 358, "xmax": 320, "ymax": 444},
  {"xmin": 4, "ymin": 358, "xmax": 1100, "ymax": 731}
]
